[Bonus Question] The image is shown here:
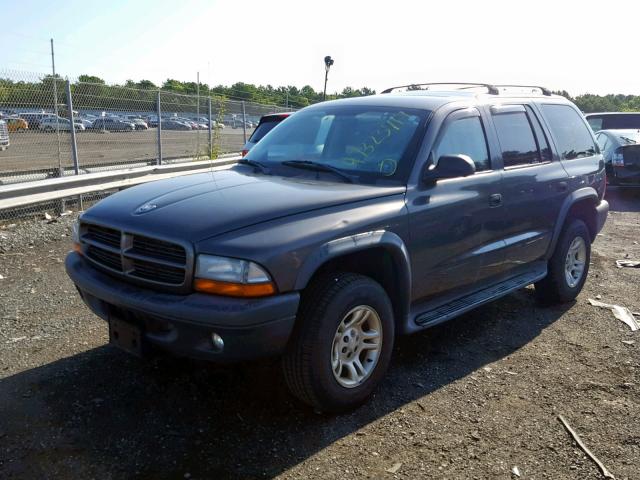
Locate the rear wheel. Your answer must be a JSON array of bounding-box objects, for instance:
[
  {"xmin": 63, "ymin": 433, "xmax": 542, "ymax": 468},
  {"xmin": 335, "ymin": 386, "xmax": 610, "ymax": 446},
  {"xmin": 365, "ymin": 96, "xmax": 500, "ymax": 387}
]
[
  {"xmin": 282, "ymin": 272, "xmax": 395, "ymax": 413},
  {"xmin": 535, "ymin": 219, "xmax": 591, "ymax": 304}
]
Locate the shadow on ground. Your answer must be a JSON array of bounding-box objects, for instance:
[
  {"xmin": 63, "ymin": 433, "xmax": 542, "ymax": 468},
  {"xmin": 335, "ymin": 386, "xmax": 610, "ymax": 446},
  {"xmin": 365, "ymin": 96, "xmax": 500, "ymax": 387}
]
[{"xmin": 0, "ymin": 289, "xmax": 572, "ymax": 479}]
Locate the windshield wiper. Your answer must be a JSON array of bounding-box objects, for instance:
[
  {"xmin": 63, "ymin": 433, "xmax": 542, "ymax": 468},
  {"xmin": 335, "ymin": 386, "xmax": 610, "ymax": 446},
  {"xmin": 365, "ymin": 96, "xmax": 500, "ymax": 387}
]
[
  {"xmin": 238, "ymin": 158, "xmax": 271, "ymax": 174},
  {"xmin": 281, "ymin": 160, "xmax": 354, "ymax": 183}
]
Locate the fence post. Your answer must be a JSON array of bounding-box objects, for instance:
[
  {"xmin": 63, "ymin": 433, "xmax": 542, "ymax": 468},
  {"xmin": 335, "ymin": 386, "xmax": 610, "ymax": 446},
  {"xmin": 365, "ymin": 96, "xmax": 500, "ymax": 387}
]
[
  {"xmin": 65, "ymin": 79, "xmax": 80, "ymax": 175},
  {"xmin": 208, "ymin": 97, "xmax": 213, "ymax": 159},
  {"xmin": 241, "ymin": 101, "xmax": 247, "ymax": 144},
  {"xmin": 156, "ymin": 90, "xmax": 162, "ymax": 165}
]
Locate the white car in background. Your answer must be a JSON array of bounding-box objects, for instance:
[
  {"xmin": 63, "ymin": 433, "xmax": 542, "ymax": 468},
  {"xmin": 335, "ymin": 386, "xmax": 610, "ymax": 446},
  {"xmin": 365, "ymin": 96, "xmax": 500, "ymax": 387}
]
[{"xmin": 39, "ymin": 117, "xmax": 85, "ymax": 132}]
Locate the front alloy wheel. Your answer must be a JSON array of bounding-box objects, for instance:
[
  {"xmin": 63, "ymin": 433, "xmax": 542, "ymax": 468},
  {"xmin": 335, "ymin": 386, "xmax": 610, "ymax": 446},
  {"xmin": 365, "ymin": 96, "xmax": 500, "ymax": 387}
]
[
  {"xmin": 282, "ymin": 272, "xmax": 395, "ymax": 412},
  {"xmin": 331, "ymin": 305, "xmax": 383, "ymax": 388}
]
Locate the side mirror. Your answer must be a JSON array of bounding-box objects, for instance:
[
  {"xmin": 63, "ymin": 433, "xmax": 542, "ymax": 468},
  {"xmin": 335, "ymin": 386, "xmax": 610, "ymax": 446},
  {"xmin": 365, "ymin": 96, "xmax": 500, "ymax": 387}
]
[{"xmin": 423, "ymin": 154, "xmax": 476, "ymax": 183}]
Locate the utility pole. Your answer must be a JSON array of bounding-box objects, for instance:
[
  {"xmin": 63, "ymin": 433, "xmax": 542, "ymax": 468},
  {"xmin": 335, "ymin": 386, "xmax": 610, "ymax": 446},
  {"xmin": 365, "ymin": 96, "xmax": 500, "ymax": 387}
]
[
  {"xmin": 196, "ymin": 71, "xmax": 200, "ymax": 159},
  {"xmin": 323, "ymin": 55, "xmax": 334, "ymax": 101},
  {"xmin": 50, "ymin": 38, "xmax": 62, "ymax": 176}
]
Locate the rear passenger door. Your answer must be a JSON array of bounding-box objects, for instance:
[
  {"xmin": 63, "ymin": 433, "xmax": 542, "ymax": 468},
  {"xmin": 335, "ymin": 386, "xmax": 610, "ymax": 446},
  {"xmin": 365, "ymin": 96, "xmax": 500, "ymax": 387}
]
[{"xmin": 489, "ymin": 104, "xmax": 569, "ymax": 271}]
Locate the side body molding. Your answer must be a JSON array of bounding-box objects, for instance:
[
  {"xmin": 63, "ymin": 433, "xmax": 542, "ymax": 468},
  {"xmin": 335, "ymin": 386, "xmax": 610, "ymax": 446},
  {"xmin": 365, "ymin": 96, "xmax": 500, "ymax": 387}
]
[
  {"xmin": 545, "ymin": 187, "xmax": 598, "ymax": 260},
  {"xmin": 294, "ymin": 230, "xmax": 412, "ymax": 323}
]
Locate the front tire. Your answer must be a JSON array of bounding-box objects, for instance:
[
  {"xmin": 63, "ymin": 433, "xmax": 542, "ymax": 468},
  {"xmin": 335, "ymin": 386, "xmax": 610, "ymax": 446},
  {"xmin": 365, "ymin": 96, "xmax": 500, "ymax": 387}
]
[
  {"xmin": 282, "ymin": 272, "xmax": 395, "ymax": 413},
  {"xmin": 535, "ymin": 219, "xmax": 591, "ymax": 304}
]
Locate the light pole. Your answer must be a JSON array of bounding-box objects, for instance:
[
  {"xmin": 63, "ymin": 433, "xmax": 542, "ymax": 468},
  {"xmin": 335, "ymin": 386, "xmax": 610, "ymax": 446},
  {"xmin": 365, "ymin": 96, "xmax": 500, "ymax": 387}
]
[{"xmin": 323, "ymin": 55, "xmax": 334, "ymax": 101}]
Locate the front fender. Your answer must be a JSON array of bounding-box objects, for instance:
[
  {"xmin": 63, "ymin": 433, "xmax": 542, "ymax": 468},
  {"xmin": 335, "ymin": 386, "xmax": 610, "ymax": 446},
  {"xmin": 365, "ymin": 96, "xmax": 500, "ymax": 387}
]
[{"xmin": 294, "ymin": 230, "xmax": 412, "ymax": 322}]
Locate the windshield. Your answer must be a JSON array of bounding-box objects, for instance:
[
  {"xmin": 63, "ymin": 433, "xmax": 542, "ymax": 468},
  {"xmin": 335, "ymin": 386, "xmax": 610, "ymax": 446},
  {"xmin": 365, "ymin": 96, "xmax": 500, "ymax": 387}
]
[
  {"xmin": 246, "ymin": 105, "xmax": 429, "ymax": 183},
  {"xmin": 615, "ymin": 130, "xmax": 640, "ymax": 145}
]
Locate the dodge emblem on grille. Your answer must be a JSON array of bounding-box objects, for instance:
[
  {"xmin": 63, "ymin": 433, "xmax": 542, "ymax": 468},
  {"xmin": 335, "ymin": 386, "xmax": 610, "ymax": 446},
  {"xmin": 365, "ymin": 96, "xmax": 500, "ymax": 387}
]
[{"xmin": 135, "ymin": 203, "xmax": 157, "ymax": 214}]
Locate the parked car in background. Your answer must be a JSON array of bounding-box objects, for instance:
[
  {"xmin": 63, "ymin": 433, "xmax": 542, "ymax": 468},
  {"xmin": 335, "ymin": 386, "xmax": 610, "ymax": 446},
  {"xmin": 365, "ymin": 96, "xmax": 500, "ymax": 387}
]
[
  {"xmin": 39, "ymin": 117, "xmax": 85, "ymax": 132},
  {"xmin": 145, "ymin": 115, "xmax": 159, "ymax": 128},
  {"xmin": 91, "ymin": 118, "xmax": 135, "ymax": 132},
  {"xmin": 66, "ymin": 83, "xmax": 608, "ymax": 412},
  {"xmin": 74, "ymin": 118, "xmax": 94, "ymax": 129},
  {"xmin": 0, "ymin": 119, "xmax": 9, "ymax": 150},
  {"xmin": 129, "ymin": 118, "xmax": 149, "ymax": 130},
  {"xmin": 20, "ymin": 112, "xmax": 54, "ymax": 129},
  {"xmin": 242, "ymin": 112, "xmax": 292, "ymax": 156},
  {"xmin": 595, "ymin": 129, "xmax": 640, "ymax": 186},
  {"xmin": 586, "ymin": 112, "xmax": 640, "ymax": 131},
  {"xmin": 162, "ymin": 119, "xmax": 192, "ymax": 130},
  {"xmin": 6, "ymin": 117, "xmax": 29, "ymax": 132}
]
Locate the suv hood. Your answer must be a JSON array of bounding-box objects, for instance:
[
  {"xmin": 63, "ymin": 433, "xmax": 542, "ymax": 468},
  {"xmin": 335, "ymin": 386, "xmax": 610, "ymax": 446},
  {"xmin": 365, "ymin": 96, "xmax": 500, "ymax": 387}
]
[{"xmin": 82, "ymin": 168, "xmax": 405, "ymax": 242}]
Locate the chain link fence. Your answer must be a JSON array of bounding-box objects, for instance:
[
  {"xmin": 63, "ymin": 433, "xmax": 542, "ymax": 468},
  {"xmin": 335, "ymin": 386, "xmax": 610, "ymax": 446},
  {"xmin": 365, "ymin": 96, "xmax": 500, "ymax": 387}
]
[{"xmin": 0, "ymin": 69, "xmax": 294, "ymax": 186}]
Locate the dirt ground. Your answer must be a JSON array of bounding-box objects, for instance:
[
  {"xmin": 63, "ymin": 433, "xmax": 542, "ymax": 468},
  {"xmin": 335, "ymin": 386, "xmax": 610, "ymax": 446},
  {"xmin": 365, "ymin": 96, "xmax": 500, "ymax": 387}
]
[{"xmin": 0, "ymin": 188, "xmax": 639, "ymax": 480}]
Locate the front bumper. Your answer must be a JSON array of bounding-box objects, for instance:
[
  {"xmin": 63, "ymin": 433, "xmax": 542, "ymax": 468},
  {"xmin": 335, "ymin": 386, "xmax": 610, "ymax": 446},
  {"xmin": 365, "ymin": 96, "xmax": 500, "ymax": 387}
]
[
  {"xmin": 595, "ymin": 199, "xmax": 609, "ymax": 234},
  {"xmin": 66, "ymin": 252, "xmax": 300, "ymax": 362}
]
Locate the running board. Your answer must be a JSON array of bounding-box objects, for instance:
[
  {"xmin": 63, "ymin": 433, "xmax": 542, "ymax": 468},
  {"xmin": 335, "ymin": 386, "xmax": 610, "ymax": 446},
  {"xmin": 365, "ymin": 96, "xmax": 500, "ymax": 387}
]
[{"xmin": 414, "ymin": 267, "xmax": 547, "ymax": 328}]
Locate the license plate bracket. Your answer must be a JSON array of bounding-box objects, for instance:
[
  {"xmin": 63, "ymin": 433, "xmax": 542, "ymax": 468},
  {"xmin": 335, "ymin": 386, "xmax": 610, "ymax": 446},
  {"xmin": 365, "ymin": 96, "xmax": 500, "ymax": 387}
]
[{"xmin": 109, "ymin": 317, "xmax": 144, "ymax": 357}]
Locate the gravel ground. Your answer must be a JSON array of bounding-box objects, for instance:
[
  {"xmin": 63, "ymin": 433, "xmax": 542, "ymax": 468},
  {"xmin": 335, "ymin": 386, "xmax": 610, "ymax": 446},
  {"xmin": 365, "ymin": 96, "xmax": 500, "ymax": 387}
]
[{"xmin": 0, "ymin": 188, "xmax": 639, "ymax": 480}]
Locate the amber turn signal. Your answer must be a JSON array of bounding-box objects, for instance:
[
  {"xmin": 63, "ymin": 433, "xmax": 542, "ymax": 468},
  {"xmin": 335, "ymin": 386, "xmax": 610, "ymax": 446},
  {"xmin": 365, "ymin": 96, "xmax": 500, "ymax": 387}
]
[
  {"xmin": 73, "ymin": 242, "xmax": 83, "ymax": 254},
  {"xmin": 193, "ymin": 278, "xmax": 276, "ymax": 297}
]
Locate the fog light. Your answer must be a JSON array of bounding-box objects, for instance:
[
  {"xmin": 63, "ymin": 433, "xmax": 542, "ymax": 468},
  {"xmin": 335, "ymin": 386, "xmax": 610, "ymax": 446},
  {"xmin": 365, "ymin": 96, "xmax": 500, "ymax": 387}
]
[{"xmin": 211, "ymin": 333, "xmax": 224, "ymax": 352}]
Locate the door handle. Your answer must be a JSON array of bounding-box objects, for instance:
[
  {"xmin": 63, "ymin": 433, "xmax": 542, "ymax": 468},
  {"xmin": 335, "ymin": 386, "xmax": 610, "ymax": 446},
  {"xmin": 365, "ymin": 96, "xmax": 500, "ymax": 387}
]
[{"xmin": 489, "ymin": 193, "xmax": 502, "ymax": 207}]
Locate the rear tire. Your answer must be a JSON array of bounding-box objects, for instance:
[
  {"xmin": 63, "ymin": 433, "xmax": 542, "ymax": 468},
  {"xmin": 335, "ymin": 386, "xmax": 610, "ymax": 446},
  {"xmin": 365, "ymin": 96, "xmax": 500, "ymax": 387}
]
[
  {"xmin": 282, "ymin": 272, "xmax": 395, "ymax": 413},
  {"xmin": 535, "ymin": 219, "xmax": 591, "ymax": 304}
]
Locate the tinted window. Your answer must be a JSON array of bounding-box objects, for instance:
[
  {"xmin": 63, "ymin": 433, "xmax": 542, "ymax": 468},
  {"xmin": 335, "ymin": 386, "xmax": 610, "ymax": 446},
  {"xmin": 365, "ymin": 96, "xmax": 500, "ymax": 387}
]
[
  {"xmin": 602, "ymin": 114, "xmax": 640, "ymax": 130},
  {"xmin": 248, "ymin": 117, "xmax": 284, "ymax": 143},
  {"xmin": 434, "ymin": 116, "xmax": 490, "ymax": 171},
  {"xmin": 526, "ymin": 106, "xmax": 552, "ymax": 162},
  {"xmin": 541, "ymin": 105, "xmax": 597, "ymax": 160},
  {"xmin": 492, "ymin": 111, "xmax": 539, "ymax": 167}
]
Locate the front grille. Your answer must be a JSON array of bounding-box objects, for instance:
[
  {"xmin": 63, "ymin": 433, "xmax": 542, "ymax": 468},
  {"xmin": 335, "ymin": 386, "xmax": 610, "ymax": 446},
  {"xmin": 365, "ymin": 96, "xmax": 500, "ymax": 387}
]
[
  {"xmin": 130, "ymin": 258, "xmax": 185, "ymax": 284},
  {"xmin": 80, "ymin": 223, "xmax": 189, "ymax": 288},
  {"xmin": 131, "ymin": 235, "xmax": 187, "ymax": 264},
  {"xmin": 86, "ymin": 245, "xmax": 122, "ymax": 271},
  {"xmin": 85, "ymin": 224, "xmax": 121, "ymax": 249}
]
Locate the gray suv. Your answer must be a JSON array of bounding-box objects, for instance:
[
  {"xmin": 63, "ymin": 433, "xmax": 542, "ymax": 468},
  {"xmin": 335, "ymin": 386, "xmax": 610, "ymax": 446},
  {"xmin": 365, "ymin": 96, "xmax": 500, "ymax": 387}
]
[{"xmin": 66, "ymin": 83, "xmax": 609, "ymax": 412}]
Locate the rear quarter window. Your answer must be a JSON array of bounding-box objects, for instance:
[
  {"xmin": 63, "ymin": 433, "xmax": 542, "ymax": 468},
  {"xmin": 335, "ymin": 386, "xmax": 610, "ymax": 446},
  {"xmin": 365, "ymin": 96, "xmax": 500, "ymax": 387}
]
[
  {"xmin": 541, "ymin": 104, "xmax": 597, "ymax": 160},
  {"xmin": 248, "ymin": 118, "xmax": 283, "ymax": 143}
]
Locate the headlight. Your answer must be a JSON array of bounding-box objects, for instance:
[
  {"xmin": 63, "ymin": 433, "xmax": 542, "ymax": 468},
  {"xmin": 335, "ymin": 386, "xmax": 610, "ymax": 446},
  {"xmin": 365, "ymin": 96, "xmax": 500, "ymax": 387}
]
[{"xmin": 194, "ymin": 255, "xmax": 276, "ymax": 297}]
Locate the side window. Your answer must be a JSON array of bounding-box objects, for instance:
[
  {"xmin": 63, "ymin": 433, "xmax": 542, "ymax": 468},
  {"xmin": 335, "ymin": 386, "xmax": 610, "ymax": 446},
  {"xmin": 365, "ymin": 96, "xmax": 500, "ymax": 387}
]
[
  {"xmin": 540, "ymin": 104, "xmax": 597, "ymax": 160},
  {"xmin": 492, "ymin": 110, "xmax": 539, "ymax": 167},
  {"xmin": 434, "ymin": 115, "xmax": 490, "ymax": 171},
  {"xmin": 596, "ymin": 133, "xmax": 609, "ymax": 152}
]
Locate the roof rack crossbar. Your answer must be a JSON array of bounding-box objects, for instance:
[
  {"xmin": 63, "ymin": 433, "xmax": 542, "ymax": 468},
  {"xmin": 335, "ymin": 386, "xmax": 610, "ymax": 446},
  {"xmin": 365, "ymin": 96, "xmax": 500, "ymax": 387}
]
[
  {"xmin": 380, "ymin": 82, "xmax": 554, "ymax": 96},
  {"xmin": 381, "ymin": 82, "xmax": 500, "ymax": 95},
  {"xmin": 493, "ymin": 84, "xmax": 553, "ymax": 96}
]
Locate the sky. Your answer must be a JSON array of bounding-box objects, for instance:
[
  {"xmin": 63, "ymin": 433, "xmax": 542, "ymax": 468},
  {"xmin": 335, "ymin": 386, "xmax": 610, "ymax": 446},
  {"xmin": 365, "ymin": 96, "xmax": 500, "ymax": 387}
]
[{"xmin": 2, "ymin": 0, "xmax": 640, "ymax": 96}]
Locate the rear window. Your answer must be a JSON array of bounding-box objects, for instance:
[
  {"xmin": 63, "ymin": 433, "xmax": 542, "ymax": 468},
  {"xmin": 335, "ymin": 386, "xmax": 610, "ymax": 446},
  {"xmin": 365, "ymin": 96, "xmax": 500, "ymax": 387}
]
[
  {"xmin": 248, "ymin": 117, "xmax": 286, "ymax": 143},
  {"xmin": 541, "ymin": 105, "xmax": 597, "ymax": 160}
]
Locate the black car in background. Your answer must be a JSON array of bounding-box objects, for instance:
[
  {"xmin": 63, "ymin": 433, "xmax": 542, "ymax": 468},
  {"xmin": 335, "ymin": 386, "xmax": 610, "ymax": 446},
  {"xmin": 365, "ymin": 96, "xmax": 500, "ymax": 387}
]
[
  {"xmin": 241, "ymin": 113, "xmax": 292, "ymax": 156},
  {"xmin": 596, "ymin": 129, "xmax": 640, "ymax": 186},
  {"xmin": 91, "ymin": 118, "xmax": 135, "ymax": 132},
  {"xmin": 586, "ymin": 112, "xmax": 640, "ymax": 131}
]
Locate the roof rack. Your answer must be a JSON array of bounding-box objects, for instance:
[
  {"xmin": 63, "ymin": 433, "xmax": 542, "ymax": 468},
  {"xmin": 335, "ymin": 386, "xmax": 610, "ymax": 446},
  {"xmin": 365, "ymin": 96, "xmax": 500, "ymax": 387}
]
[
  {"xmin": 381, "ymin": 82, "xmax": 553, "ymax": 96},
  {"xmin": 381, "ymin": 83, "xmax": 499, "ymax": 95},
  {"xmin": 493, "ymin": 84, "xmax": 552, "ymax": 96}
]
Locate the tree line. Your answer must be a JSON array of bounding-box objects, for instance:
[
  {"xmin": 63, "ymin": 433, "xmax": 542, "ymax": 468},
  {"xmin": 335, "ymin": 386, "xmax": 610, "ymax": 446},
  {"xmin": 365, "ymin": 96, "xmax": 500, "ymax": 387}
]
[{"xmin": 1, "ymin": 73, "xmax": 639, "ymax": 113}]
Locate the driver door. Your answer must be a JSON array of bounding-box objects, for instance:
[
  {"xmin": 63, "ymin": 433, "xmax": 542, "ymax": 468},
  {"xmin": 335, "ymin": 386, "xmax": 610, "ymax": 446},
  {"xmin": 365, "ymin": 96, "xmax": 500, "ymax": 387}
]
[{"xmin": 407, "ymin": 108, "xmax": 504, "ymax": 302}]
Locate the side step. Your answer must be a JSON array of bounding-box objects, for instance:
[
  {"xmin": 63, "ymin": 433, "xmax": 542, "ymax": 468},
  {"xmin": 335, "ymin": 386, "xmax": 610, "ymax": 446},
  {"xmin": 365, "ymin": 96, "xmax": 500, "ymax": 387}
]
[{"xmin": 414, "ymin": 267, "xmax": 547, "ymax": 328}]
